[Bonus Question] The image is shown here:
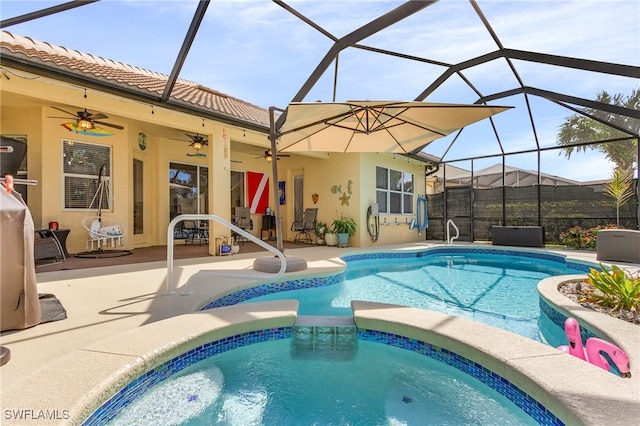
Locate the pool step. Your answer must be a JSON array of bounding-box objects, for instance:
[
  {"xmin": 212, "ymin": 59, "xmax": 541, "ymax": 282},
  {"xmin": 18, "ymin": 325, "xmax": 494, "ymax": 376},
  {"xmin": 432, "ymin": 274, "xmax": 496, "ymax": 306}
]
[{"xmin": 292, "ymin": 316, "xmax": 357, "ymax": 360}]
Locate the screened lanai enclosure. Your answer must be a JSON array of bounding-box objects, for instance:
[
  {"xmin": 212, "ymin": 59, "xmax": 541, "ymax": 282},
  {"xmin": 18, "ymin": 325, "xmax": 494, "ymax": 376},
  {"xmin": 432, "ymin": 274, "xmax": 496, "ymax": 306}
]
[{"xmin": 2, "ymin": 0, "xmax": 638, "ymax": 246}]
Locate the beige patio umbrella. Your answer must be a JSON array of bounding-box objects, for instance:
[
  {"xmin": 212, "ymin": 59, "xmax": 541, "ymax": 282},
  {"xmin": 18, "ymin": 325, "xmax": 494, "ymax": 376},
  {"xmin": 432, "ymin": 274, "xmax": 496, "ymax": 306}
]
[
  {"xmin": 278, "ymin": 101, "xmax": 512, "ymax": 153},
  {"xmin": 263, "ymin": 100, "xmax": 511, "ymax": 259}
]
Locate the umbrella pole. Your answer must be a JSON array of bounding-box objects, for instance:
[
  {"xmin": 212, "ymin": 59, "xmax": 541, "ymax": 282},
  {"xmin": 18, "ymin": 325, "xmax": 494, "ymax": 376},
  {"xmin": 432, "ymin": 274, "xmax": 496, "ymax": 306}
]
[{"xmin": 269, "ymin": 106, "xmax": 285, "ymax": 253}]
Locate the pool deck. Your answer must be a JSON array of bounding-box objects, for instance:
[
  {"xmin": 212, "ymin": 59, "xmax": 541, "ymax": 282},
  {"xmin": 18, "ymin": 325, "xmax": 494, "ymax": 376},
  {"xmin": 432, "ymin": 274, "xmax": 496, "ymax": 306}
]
[{"xmin": 1, "ymin": 241, "xmax": 639, "ymax": 425}]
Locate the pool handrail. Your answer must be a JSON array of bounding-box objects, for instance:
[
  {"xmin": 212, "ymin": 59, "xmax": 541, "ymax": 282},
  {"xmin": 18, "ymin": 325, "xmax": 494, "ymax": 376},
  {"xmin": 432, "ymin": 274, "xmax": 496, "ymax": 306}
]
[
  {"xmin": 166, "ymin": 214, "xmax": 286, "ymax": 294},
  {"xmin": 447, "ymin": 219, "xmax": 459, "ymax": 245}
]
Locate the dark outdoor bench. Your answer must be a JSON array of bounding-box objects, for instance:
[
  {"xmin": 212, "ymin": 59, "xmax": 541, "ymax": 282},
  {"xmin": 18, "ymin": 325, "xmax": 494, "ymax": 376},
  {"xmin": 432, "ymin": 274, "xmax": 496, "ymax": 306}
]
[{"xmin": 492, "ymin": 226, "xmax": 545, "ymax": 248}]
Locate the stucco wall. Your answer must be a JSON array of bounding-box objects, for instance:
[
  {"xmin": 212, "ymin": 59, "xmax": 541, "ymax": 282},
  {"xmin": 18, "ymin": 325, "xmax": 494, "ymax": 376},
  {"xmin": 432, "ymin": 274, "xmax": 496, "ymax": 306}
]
[{"xmin": 2, "ymin": 66, "xmax": 432, "ymax": 254}]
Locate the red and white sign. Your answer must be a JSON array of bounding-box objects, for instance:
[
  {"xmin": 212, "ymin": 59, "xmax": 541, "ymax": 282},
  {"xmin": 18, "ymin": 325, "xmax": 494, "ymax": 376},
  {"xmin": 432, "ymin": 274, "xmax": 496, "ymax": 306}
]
[{"xmin": 247, "ymin": 171, "xmax": 269, "ymax": 214}]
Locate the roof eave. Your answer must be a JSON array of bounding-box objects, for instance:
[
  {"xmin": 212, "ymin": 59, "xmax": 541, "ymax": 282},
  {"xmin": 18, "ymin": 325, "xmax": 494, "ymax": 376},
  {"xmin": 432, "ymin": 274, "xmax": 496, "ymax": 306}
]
[{"xmin": 0, "ymin": 54, "xmax": 270, "ymax": 133}]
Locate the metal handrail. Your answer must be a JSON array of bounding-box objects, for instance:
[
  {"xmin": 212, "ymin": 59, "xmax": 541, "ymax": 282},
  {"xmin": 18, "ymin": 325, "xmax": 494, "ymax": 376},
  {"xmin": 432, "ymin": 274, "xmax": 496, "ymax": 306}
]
[
  {"xmin": 446, "ymin": 219, "xmax": 459, "ymax": 245},
  {"xmin": 166, "ymin": 214, "xmax": 286, "ymax": 295}
]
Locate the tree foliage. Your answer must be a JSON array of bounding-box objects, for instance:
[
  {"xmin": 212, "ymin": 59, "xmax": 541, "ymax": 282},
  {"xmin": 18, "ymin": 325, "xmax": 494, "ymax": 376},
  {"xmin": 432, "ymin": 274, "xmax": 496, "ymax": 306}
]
[
  {"xmin": 556, "ymin": 89, "xmax": 639, "ymax": 171},
  {"xmin": 604, "ymin": 167, "xmax": 635, "ymax": 227}
]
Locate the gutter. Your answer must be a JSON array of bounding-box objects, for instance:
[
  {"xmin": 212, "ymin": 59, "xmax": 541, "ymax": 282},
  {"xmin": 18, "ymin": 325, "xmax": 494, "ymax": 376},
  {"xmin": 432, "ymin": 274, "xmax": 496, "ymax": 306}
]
[{"xmin": 0, "ymin": 55, "xmax": 270, "ymax": 133}]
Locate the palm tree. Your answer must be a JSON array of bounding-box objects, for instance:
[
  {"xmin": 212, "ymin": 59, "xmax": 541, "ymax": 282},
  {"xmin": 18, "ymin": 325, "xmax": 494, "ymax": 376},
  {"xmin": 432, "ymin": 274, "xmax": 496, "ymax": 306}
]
[
  {"xmin": 556, "ymin": 89, "xmax": 639, "ymax": 172},
  {"xmin": 604, "ymin": 168, "xmax": 634, "ymax": 227}
]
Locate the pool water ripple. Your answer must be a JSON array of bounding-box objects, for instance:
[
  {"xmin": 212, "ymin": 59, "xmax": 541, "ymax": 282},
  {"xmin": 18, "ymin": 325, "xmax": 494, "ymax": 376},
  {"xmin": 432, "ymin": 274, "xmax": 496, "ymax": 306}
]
[{"xmin": 235, "ymin": 251, "xmax": 587, "ymax": 343}]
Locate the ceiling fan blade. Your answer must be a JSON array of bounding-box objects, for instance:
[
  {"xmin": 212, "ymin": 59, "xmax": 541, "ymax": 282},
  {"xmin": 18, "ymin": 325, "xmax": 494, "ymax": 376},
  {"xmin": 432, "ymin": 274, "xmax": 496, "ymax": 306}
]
[
  {"xmin": 94, "ymin": 120, "xmax": 124, "ymax": 130},
  {"xmin": 47, "ymin": 115, "xmax": 76, "ymax": 119},
  {"xmin": 91, "ymin": 113, "xmax": 108, "ymax": 120},
  {"xmin": 50, "ymin": 106, "xmax": 77, "ymax": 117},
  {"xmin": 277, "ymin": 154, "xmax": 291, "ymax": 157},
  {"xmin": 187, "ymin": 133, "xmax": 208, "ymax": 144}
]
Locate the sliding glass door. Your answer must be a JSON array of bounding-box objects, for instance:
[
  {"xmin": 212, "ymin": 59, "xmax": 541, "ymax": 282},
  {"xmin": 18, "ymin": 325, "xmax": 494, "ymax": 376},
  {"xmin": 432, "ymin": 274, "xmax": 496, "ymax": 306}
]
[{"xmin": 169, "ymin": 162, "xmax": 208, "ymax": 239}]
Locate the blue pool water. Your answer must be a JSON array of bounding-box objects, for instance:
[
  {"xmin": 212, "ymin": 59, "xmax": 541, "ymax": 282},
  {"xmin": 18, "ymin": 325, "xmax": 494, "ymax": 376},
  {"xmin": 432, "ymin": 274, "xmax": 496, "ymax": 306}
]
[
  {"xmin": 242, "ymin": 251, "xmax": 586, "ymax": 343},
  {"xmin": 108, "ymin": 338, "xmax": 538, "ymax": 425}
]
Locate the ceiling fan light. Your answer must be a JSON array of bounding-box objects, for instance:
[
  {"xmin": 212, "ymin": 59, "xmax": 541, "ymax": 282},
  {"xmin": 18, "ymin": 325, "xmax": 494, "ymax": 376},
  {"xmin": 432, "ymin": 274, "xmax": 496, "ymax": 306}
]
[
  {"xmin": 192, "ymin": 141, "xmax": 203, "ymax": 151},
  {"xmin": 78, "ymin": 118, "xmax": 93, "ymax": 130},
  {"xmin": 265, "ymin": 153, "xmax": 272, "ymax": 163}
]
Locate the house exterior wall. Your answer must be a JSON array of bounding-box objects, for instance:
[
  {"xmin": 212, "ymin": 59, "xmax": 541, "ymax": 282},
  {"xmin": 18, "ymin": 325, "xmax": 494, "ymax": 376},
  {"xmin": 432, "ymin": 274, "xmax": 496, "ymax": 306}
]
[
  {"xmin": 359, "ymin": 153, "xmax": 427, "ymax": 247},
  {"xmin": 1, "ymin": 65, "xmax": 430, "ymax": 254},
  {"xmin": 0, "ymin": 69, "xmax": 263, "ymax": 255}
]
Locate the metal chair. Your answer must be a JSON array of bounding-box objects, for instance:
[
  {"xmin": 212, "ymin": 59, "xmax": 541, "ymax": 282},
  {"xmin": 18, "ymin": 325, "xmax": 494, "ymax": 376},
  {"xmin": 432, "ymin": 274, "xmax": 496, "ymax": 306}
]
[
  {"xmin": 34, "ymin": 230, "xmax": 65, "ymax": 266},
  {"xmin": 232, "ymin": 206, "xmax": 252, "ymax": 244},
  {"xmin": 291, "ymin": 208, "xmax": 317, "ymax": 244},
  {"xmin": 185, "ymin": 220, "xmax": 209, "ymax": 245}
]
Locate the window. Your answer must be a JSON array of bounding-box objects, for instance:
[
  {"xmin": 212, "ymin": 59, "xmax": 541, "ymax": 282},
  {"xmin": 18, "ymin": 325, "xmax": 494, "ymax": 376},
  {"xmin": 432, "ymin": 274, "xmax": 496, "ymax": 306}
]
[
  {"xmin": 62, "ymin": 140, "xmax": 111, "ymax": 210},
  {"xmin": 376, "ymin": 166, "xmax": 414, "ymax": 214},
  {"xmin": 133, "ymin": 158, "xmax": 144, "ymax": 235},
  {"xmin": 230, "ymin": 170, "xmax": 245, "ymax": 209}
]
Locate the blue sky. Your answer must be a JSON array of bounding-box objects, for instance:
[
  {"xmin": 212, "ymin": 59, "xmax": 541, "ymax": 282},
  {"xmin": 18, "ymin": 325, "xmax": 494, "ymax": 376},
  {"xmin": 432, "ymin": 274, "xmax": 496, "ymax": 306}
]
[{"xmin": 2, "ymin": 0, "xmax": 638, "ymax": 181}]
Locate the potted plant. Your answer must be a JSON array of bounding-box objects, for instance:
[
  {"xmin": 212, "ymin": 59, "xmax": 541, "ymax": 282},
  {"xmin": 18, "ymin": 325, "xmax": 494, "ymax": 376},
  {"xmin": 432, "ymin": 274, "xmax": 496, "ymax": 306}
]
[
  {"xmin": 332, "ymin": 215, "xmax": 357, "ymax": 247},
  {"xmin": 325, "ymin": 229, "xmax": 338, "ymax": 246},
  {"xmin": 314, "ymin": 221, "xmax": 328, "ymax": 245},
  {"xmin": 231, "ymin": 236, "xmax": 240, "ymax": 254}
]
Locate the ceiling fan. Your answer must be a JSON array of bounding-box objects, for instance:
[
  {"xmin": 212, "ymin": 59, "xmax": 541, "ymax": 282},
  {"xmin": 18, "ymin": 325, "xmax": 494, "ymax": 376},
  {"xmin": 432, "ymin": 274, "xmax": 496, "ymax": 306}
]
[
  {"xmin": 174, "ymin": 133, "xmax": 209, "ymax": 157},
  {"xmin": 49, "ymin": 106, "xmax": 124, "ymax": 132},
  {"xmin": 172, "ymin": 133, "xmax": 208, "ymax": 151},
  {"xmin": 256, "ymin": 149, "xmax": 290, "ymax": 163}
]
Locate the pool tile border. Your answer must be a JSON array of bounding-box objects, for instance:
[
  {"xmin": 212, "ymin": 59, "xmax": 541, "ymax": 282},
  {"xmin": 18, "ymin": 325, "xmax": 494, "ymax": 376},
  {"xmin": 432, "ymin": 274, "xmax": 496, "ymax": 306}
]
[
  {"xmin": 201, "ymin": 272, "xmax": 345, "ymax": 310},
  {"xmin": 539, "ymin": 299, "xmax": 597, "ymax": 341}
]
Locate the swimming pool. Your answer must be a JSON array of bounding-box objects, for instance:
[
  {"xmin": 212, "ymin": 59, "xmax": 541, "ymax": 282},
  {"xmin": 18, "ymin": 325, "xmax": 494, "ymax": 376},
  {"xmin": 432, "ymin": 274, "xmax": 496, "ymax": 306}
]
[
  {"xmin": 207, "ymin": 247, "xmax": 591, "ymax": 344},
  {"xmin": 105, "ymin": 328, "xmax": 544, "ymax": 425}
]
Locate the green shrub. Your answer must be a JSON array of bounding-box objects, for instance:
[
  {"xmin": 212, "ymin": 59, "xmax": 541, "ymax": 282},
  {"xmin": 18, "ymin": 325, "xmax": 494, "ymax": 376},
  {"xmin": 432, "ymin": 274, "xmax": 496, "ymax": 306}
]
[
  {"xmin": 584, "ymin": 264, "xmax": 640, "ymax": 321},
  {"xmin": 559, "ymin": 224, "xmax": 616, "ymax": 250}
]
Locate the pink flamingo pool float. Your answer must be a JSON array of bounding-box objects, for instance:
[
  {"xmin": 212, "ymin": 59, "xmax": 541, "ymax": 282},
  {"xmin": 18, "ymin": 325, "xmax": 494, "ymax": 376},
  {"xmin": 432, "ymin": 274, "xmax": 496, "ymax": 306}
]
[{"xmin": 557, "ymin": 317, "xmax": 631, "ymax": 378}]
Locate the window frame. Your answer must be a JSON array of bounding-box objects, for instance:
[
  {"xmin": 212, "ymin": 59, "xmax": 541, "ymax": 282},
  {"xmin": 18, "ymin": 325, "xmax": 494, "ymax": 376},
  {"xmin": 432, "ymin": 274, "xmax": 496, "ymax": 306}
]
[
  {"xmin": 230, "ymin": 169, "xmax": 246, "ymax": 209},
  {"xmin": 375, "ymin": 166, "xmax": 414, "ymax": 215},
  {"xmin": 62, "ymin": 139, "xmax": 112, "ymax": 211}
]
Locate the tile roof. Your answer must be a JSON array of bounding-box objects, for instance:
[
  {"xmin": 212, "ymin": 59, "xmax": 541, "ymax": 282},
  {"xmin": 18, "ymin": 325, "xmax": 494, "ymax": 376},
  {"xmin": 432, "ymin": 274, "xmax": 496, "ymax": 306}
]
[{"xmin": 0, "ymin": 31, "xmax": 269, "ymax": 128}]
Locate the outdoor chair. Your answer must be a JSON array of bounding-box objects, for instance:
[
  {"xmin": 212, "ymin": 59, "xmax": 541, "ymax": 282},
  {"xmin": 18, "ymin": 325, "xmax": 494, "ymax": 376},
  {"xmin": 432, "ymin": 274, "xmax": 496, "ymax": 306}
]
[
  {"xmin": 232, "ymin": 206, "xmax": 252, "ymax": 244},
  {"xmin": 34, "ymin": 230, "xmax": 65, "ymax": 266},
  {"xmin": 291, "ymin": 208, "xmax": 317, "ymax": 244},
  {"xmin": 184, "ymin": 220, "xmax": 209, "ymax": 245}
]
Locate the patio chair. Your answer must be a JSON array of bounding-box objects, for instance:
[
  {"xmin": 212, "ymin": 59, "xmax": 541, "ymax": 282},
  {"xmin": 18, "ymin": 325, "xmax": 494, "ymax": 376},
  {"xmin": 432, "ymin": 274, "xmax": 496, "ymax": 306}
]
[
  {"xmin": 34, "ymin": 230, "xmax": 65, "ymax": 266},
  {"xmin": 291, "ymin": 208, "xmax": 317, "ymax": 244},
  {"xmin": 232, "ymin": 206, "xmax": 251, "ymax": 244}
]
